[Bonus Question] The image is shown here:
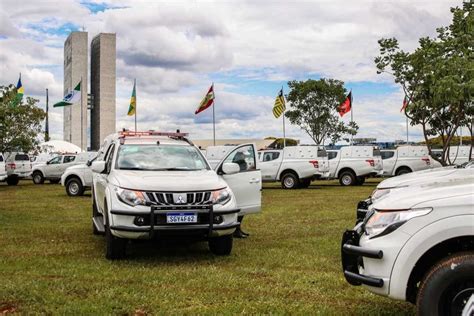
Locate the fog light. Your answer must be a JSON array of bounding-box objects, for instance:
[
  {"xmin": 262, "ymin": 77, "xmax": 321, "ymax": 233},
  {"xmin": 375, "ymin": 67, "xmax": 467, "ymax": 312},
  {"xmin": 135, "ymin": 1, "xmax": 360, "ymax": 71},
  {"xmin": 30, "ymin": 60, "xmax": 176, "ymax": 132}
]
[
  {"xmin": 135, "ymin": 216, "xmax": 146, "ymax": 226},
  {"xmin": 213, "ymin": 215, "xmax": 223, "ymax": 224}
]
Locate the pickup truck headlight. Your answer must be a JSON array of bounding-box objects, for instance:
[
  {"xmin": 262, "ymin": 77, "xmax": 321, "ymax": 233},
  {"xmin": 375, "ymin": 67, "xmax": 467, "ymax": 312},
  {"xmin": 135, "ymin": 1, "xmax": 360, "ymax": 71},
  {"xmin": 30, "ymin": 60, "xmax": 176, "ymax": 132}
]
[
  {"xmin": 365, "ymin": 207, "xmax": 432, "ymax": 238},
  {"xmin": 211, "ymin": 188, "xmax": 231, "ymax": 205},
  {"xmin": 116, "ymin": 188, "xmax": 147, "ymax": 206},
  {"xmin": 370, "ymin": 188, "xmax": 391, "ymax": 201}
]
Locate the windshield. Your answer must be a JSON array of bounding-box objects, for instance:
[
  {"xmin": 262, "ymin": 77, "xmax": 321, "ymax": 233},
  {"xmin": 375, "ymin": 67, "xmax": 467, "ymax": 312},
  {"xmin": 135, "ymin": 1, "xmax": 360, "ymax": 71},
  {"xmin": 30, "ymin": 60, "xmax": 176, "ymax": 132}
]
[{"xmin": 116, "ymin": 144, "xmax": 209, "ymax": 171}]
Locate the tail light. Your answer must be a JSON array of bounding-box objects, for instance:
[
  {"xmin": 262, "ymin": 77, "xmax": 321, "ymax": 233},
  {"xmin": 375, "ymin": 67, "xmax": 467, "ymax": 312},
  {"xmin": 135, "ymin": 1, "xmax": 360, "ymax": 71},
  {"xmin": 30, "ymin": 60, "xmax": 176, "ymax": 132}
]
[
  {"xmin": 309, "ymin": 160, "xmax": 319, "ymax": 168},
  {"xmin": 8, "ymin": 163, "xmax": 16, "ymax": 169},
  {"xmin": 366, "ymin": 159, "xmax": 375, "ymax": 167},
  {"xmin": 421, "ymin": 157, "xmax": 431, "ymax": 165}
]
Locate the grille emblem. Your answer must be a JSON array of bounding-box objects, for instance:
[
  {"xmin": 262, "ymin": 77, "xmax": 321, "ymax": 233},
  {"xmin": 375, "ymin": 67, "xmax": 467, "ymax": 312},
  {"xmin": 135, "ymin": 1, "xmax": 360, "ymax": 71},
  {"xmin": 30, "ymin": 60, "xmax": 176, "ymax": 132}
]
[{"xmin": 173, "ymin": 194, "xmax": 187, "ymax": 204}]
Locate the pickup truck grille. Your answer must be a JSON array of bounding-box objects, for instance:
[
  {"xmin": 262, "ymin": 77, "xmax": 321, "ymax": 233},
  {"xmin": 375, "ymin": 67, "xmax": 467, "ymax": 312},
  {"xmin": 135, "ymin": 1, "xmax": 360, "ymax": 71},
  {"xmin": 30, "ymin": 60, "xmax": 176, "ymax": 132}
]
[{"xmin": 145, "ymin": 191, "xmax": 212, "ymax": 205}]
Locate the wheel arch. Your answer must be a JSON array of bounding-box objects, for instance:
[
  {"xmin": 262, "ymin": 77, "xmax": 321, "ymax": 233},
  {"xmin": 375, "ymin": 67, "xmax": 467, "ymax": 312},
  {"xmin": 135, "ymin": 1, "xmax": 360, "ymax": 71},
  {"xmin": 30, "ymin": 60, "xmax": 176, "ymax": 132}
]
[
  {"xmin": 395, "ymin": 165, "xmax": 412, "ymax": 175},
  {"xmin": 278, "ymin": 168, "xmax": 300, "ymax": 180},
  {"xmin": 405, "ymin": 235, "xmax": 474, "ymax": 304},
  {"xmin": 337, "ymin": 167, "xmax": 355, "ymax": 178},
  {"xmin": 65, "ymin": 174, "xmax": 85, "ymax": 186}
]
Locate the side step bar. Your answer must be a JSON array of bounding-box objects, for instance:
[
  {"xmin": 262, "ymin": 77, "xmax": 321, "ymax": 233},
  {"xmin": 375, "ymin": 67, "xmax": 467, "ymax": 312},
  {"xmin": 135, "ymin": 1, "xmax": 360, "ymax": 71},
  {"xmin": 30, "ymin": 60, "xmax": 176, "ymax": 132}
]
[{"xmin": 92, "ymin": 216, "xmax": 105, "ymax": 235}]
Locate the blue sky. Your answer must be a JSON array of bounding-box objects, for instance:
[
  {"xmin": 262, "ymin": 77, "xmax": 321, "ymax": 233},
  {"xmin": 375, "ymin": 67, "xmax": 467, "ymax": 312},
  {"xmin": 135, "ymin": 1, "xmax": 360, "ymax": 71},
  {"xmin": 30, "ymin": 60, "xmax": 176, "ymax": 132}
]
[{"xmin": 0, "ymin": 0, "xmax": 460, "ymax": 144}]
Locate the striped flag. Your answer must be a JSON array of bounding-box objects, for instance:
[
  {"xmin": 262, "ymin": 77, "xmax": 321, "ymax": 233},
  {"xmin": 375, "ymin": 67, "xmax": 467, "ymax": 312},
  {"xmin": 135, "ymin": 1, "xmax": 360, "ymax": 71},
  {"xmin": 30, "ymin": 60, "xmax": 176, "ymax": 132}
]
[
  {"xmin": 53, "ymin": 81, "xmax": 81, "ymax": 107},
  {"xmin": 195, "ymin": 84, "xmax": 215, "ymax": 115},
  {"xmin": 15, "ymin": 75, "xmax": 24, "ymax": 105},
  {"xmin": 273, "ymin": 88, "xmax": 286, "ymax": 118},
  {"xmin": 401, "ymin": 95, "xmax": 408, "ymax": 112},
  {"xmin": 128, "ymin": 80, "xmax": 136, "ymax": 116}
]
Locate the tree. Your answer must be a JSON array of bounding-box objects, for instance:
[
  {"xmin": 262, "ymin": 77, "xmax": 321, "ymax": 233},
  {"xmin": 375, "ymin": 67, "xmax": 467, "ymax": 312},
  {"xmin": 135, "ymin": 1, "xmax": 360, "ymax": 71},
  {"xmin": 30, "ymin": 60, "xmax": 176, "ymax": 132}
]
[
  {"xmin": 285, "ymin": 78, "xmax": 358, "ymax": 146},
  {"xmin": 375, "ymin": 3, "xmax": 473, "ymax": 166},
  {"xmin": 0, "ymin": 85, "xmax": 46, "ymax": 153}
]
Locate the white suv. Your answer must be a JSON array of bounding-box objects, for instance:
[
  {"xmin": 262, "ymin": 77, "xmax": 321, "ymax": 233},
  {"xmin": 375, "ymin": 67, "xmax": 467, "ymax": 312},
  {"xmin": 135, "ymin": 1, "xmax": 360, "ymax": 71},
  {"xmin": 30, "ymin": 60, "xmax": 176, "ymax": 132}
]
[
  {"xmin": 342, "ymin": 174, "xmax": 474, "ymax": 314},
  {"xmin": 32, "ymin": 153, "xmax": 93, "ymax": 184},
  {"xmin": 4, "ymin": 152, "xmax": 31, "ymax": 185},
  {"xmin": 91, "ymin": 131, "xmax": 262, "ymax": 259}
]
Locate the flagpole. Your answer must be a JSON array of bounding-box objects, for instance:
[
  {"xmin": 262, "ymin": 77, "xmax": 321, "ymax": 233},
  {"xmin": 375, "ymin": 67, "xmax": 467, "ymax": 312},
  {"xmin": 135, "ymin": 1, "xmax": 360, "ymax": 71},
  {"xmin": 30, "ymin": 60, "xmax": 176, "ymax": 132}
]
[
  {"xmin": 282, "ymin": 86, "xmax": 286, "ymax": 148},
  {"xmin": 406, "ymin": 116, "xmax": 409, "ymax": 143},
  {"xmin": 45, "ymin": 88, "xmax": 50, "ymax": 142},
  {"xmin": 212, "ymin": 83, "xmax": 216, "ymax": 146},
  {"xmin": 80, "ymin": 77, "xmax": 84, "ymax": 150},
  {"xmin": 350, "ymin": 90, "xmax": 353, "ymax": 146},
  {"xmin": 134, "ymin": 79, "xmax": 137, "ymax": 132}
]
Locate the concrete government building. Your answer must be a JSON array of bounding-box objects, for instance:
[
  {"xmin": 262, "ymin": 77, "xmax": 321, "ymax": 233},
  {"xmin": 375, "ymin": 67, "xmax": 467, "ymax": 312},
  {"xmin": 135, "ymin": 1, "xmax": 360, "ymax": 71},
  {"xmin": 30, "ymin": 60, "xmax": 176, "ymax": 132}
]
[{"xmin": 63, "ymin": 31, "xmax": 116, "ymax": 151}]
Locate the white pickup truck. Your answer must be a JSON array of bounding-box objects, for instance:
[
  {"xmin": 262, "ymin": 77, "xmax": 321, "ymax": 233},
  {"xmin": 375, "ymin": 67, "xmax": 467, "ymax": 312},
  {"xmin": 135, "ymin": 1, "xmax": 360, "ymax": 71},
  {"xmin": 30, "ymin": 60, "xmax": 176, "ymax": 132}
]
[
  {"xmin": 258, "ymin": 146, "xmax": 330, "ymax": 189},
  {"xmin": 32, "ymin": 152, "xmax": 95, "ymax": 184},
  {"xmin": 431, "ymin": 146, "xmax": 473, "ymax": 167},
  {"xmin": 325, "ymin": 146, "xmax": 383, "ymax": 186},
  {"xmin": 91, "ymin": 131, "xmax": 261, "ymax": 259},
  {"xmin": 3, "ymin": 152, "xmax": 31, "ymax": 185},
  {"xmin": 380, "ymin": 146, "xmax": 432, "ymax": 176},
  {"xmin": 342, "ymin": 169, "xmax": 474, "ymax": 315}
]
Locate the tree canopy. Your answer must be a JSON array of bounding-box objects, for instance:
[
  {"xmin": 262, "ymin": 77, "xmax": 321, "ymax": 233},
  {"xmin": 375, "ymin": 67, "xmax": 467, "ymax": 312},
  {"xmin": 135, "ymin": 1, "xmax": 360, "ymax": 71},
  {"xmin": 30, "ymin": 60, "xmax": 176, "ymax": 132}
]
[
  {"xmin": 375, "ymin": 3, "xmax": 473, "ymax": 165},
  {"xmin": 0, "ymin": 85, "xmax": 46, "ymax": 153},
  {"xmin": 285, "ymin": 78, "xmax": 358, "ymax": 146}
]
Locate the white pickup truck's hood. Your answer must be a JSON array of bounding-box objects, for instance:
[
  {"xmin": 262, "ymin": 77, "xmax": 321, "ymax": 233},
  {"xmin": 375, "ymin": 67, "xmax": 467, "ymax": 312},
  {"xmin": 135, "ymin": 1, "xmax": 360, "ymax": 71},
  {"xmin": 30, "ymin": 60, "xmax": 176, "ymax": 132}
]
[
  {"xmin": 377, "ymin": 166, "xmax": 468, "ymax": 189},
  {"xmin": 373, "ymin": 177, "xmax": 474, "ymax": 210},
  {"xmin": 110, "ymin": 169, "xmax": 227, "ymax": 192}
]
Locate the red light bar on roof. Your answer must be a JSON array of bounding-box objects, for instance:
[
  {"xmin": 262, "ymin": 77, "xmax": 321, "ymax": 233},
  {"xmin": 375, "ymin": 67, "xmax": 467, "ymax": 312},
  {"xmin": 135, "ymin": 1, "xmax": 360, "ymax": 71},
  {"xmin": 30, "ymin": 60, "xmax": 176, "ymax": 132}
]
[{"xmin": 119, "ymin": 131, "xmax": 189, "ymax": 137}]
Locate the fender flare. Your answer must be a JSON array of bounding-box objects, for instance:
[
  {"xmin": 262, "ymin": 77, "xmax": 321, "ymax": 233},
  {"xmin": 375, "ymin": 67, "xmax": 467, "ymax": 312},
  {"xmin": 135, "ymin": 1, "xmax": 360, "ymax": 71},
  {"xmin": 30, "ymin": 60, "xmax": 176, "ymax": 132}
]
[
  {"xmin": 278, "ymin": 168, "xmax": 300, "ymax": 180},
  {"xmin": 64, "ymin": 173, "xmax": 86, "ymax": 187},
  {"xmin": 389, "ymin": 215, "xmax": 474, "ymax": 300}
]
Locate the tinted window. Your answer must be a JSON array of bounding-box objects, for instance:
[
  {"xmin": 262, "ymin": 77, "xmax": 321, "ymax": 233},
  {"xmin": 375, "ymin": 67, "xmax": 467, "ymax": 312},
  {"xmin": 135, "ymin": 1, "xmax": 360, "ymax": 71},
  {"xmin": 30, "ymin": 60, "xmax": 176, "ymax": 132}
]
[
  {"xmin": 64, "ymin": 156, "xmax": 76, "ymax": 163},
  {"xmin": 373, "ymin": 148, "xmax": 381, "ymax": 156},
  {"xmin": 317, "ymin": 149, "xmax": 327, "ymax": 157},
  {"xmin": 48, "ymin": 156, "xmax": 62, "ymax": 164},
  {"xmin": 0, "ymin": 155, "xmax": 3, "ymax": 162},
  {"xmin": 380, "ymin": 151, "xmax": 395, "ymax": 160},
  {"xmin": 263, "ymin": 152, "xmax": 280, "ymax": 162},
  {"xmin": 15, "ymin": 154, "xmax": 29, "ymax": 161},
  {"xmin": 327, "ymin": 152, "xmax": 338, "ymax": 160}
]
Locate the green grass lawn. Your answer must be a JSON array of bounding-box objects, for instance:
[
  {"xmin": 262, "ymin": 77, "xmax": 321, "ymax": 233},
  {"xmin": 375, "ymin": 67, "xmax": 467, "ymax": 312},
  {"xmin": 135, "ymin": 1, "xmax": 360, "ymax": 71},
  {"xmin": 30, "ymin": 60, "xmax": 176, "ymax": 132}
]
[{"xmin": 0, "ymin": 180, "xmax": 415, "ymax": 315}]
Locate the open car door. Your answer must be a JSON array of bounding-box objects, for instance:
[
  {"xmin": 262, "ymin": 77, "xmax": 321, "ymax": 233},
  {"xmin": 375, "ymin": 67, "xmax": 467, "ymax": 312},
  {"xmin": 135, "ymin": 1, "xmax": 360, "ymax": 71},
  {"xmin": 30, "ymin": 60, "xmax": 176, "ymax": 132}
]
[{"xmin": 215, "ymin": 144, "xmax": 261, "ymax": 215}]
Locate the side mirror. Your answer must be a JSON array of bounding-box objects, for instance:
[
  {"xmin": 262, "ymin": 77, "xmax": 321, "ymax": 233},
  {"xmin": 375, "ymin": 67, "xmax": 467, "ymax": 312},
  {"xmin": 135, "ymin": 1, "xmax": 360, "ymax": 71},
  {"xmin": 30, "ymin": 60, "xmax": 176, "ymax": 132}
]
[
  {"xmin": 222, "ymin": 162, "xmax": 240, "ymax": 175},
  {"xmin": 46, "ymin": 161, "xmax": 50, "ymax": 165},
  {"xmin": 91, "ymin": 161, "xmax": 106, "ymax": 173}
]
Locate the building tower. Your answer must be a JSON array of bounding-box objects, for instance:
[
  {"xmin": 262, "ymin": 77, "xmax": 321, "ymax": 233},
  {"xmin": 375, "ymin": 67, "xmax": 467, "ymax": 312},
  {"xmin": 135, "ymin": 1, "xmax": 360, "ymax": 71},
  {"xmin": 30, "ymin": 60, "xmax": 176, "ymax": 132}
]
[
  {"xmin": 90, "ymin": 33, "xmax": 116, "ymax": 150},
  {"xmin": 63, "ymin": 32, "xmax": 88, "ymax": 151}
]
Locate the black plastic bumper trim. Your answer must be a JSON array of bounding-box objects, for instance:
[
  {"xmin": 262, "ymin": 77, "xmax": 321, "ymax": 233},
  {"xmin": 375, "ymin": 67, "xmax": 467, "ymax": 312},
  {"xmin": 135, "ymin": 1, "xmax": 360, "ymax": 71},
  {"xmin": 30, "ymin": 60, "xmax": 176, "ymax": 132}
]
[
  {"xmin": 110, "ymin": 222, "xmax": 239, "ymax": 233},
  {"xmin": 344, "ymin": 271, "xmax": 384, "ymax": 288},
  {"xmin": 110, "ymin": 208, "xmax": 240, "ymax": 216},
  {"xmin": 343, "ymin": 243, "xmax": 383, "ymax": 259}
]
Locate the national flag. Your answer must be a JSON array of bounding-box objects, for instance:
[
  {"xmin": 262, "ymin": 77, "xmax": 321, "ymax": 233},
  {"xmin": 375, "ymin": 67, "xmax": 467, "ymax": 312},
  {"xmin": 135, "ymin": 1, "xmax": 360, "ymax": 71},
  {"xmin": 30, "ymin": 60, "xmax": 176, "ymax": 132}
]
[
  {"xmin": 195, "ymin": 84, "xmax": 215, "ymax": 115},
  {"xmin": 401, "ymin": 95, "xmax": 408, "ymax": 112},
  {"xmin": 273, "ymin": 88, "xmax": 286, "ymax": 118},
  {"xmin": 53, "ymin": 81, "xmax": 81, "ymax": 107},
  {"xmin": 127, "ymin": 80, "xmax": 136, "ymax": 116},
  {"xmin": 15, "ymin": 75, "xmax": 24, "ymax": 105},
  {"xmin": 338, "ymin": 91, "xmax": 352, "ymax": 117}
]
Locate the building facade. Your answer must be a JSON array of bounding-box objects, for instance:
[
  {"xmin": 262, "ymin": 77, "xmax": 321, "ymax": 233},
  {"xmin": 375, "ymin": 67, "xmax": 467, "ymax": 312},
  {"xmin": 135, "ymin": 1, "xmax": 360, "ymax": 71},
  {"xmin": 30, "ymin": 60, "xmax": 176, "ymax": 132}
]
[
  {"xmin": 90, "ymin": 33, "xmax": 116, "ymax": 150},
  {"xmin": 63, "ymin": 32, "xmax": 88, "ymax": 151}
]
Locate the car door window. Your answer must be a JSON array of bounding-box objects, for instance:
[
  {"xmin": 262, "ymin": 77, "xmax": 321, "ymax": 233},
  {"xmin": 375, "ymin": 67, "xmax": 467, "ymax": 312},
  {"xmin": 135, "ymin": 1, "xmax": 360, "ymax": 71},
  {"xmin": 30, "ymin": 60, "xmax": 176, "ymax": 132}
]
[
  {"xmin": 222, "ymin": 145, "xmax": 256, "ymax": 172},
  {"xmin": 105, "ymin": 144, "xmax": 116, "ymax": 173},
  {"xmin": 327, "ymin": 152, "xmax": 338, "ymax": 160},
  {"xmin": 64, "ymin": 156, "xmax": 76, "ymax": 163},
  {"xmin": 263, "ymin": 152, "xmax": 279, "ymax": 162},
  {"xmin": 381, "ymin": 151, "xmax": 395, "ymax": 160},
  {"xmin": 48, "ymin": 156, "xmax": 62, "ymax": 164}
]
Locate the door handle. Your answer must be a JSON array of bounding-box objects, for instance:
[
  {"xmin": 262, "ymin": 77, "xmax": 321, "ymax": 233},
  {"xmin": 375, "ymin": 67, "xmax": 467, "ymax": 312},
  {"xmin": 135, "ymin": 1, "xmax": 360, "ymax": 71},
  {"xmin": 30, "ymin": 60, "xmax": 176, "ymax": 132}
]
[{"xmin": 249, "ymin": 178, "xmax": 260, "ymax": 184}]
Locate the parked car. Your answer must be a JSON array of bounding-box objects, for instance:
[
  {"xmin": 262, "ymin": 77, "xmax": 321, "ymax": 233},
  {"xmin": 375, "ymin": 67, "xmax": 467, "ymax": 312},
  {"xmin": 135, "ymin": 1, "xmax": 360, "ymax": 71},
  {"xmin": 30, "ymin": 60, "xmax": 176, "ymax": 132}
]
[
  {"xmin": 30, "ymin": 153, "xmax": 55, "ymax": 167},
  {"xmin": 356, "ymin": 162, "xmax": 474, "ymax": 221},
  {"xmin": 380, "ymin": 146, "xmax": 431, "ymax": 176},
  {"xmin": 430, "ymin": 146, "xmax": 474, "ymax": 167},
  {"xmin": 32, "ymin": 152, "xmax": 95, "ymax": 184},
  {"xmin": 61, "ymin": 153, "xmax": 100, "ymax": 196},
  {"xmin": 341, "ymin": 175, "xmax": 474, "ymax": 315},
  {"xmin": 324, "ymin": 146, "xmax": 383, "ymax": 186},
  {"xmin": 91, "ymin": 131, "xmax": 262, "ymax": 259},
  {"xmin": 258, "ymin": 146, "xmax": 330, "ymax": 189},
  {"xmin": 0, "ymin": 153, "xmax": 7, "ymax": 182},
  {"xmin": 3, "ymin": 152, "xmax": 31, "ymax": 185}
]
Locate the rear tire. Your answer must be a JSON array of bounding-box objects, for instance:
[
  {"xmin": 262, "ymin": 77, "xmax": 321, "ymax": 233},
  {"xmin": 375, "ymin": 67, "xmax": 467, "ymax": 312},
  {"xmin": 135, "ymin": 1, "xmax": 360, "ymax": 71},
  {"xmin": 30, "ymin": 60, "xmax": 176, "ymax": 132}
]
[
  {"xmin": 281, "ymin": 172, "xmax": 300, "ymax": 189},
  {"xmin": 300, "ymin": 178, "xmax": 311, "ymax": 188},
  {"xmin": 66, "ymin": 178, "xmax": 84, "ymax": 196},
  {"xmin": 209, "ymin": 235, "xmax": 233, "ymax": 256},
  {"xmin": 339, "ymin": 171, "xmax": 356, "ymax": 186},
  {"xmin": 105, "ymin": 211, "xmax": 126, "ymax": 260},
  {"xmin": 416, "ymin": 253, "xmax": 474, "ymax": 316},
  {"xmin": 396, "ymin": 167, "xmax": 412, "ymax": 176},
  {"xmin": 6, "ymin": 176, "xmax": 19, "ymax": 186},
  {"xmin": 32, "ymin": 171, "xmax": 44, "ymax": 184}
]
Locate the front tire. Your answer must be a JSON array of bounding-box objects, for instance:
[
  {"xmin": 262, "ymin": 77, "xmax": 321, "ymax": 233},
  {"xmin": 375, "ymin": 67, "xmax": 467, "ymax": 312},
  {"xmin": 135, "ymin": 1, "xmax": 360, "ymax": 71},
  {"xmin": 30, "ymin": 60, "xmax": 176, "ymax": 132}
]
[
  {"xmin": 396, "ymin": 167, "xmax": 412, "ymax": 176},
  {"xmin": 66, "ymin": 178, "xmax": 84, "ymax": 196},
  {"xmin": 209, "ymin": 234, "xmax": 233, "ymax": 255},
  {"xmin": 104, "ymin": 204, "xmax": 126, "ymax": 260},
  {"xmin": 281, "ymin": 172, "xmax": 300, "ymax": 189},
  {"xmin": 32, "ymin": 171, "xmax": 44, "ymax": 184},
  {"xmin": 417, "ymin": 253, "xmax": 474, "ymax": 316},
  {"xmin": 339, "ymin": 171, "xmax": 356, "ymax": 186}
]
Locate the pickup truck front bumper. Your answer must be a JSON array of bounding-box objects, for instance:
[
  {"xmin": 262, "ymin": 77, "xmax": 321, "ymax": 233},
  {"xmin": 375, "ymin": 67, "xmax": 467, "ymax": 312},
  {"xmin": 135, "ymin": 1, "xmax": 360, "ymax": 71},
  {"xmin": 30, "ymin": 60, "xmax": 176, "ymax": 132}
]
[
  {"xmin": 341, "ymin": 222, "xmax": 384, "ymax": 288},
  {"xmin": 356, "ymin": 198, "xmax": 372, "ymax": 223},
  {"xmin": 109, "ymin": 204, "xmax": 240, "ymax": 239}
]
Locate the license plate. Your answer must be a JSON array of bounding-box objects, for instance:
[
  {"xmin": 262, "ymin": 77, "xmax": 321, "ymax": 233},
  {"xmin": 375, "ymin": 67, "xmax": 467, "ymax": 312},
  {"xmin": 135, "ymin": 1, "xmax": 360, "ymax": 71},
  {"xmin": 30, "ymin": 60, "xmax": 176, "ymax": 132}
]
[{"xmin": 166, "ymin": 212, "xmax": 197, "ymax": 224}]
